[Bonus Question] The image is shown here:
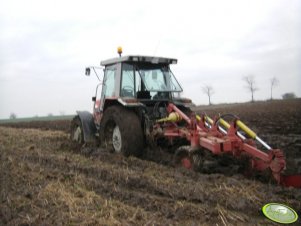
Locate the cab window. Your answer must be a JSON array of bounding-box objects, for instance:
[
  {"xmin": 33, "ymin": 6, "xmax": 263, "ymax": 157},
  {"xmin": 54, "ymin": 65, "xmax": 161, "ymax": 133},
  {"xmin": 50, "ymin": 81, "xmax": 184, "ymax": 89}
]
[
  {"xmin": 121, "ymin": 64, "xmax": 135, "ymax": 97},
  {"xmin": 103, "ymin": 66, "xmax": 116, "ymax": 97}
]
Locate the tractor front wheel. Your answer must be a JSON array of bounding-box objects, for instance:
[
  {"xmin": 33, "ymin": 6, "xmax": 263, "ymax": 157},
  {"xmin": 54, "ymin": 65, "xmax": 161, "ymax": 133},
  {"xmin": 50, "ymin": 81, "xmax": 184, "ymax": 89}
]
[{"xmin": 101, "ymin": 106, "xmax": 143, "ymax": 157}]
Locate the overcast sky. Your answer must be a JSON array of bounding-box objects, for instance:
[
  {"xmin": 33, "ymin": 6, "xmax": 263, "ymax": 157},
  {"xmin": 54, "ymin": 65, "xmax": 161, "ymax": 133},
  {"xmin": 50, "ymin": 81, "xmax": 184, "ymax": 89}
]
[{"xmin": 0, "ymin": 0, "xmax": 300, "ymax": 119}]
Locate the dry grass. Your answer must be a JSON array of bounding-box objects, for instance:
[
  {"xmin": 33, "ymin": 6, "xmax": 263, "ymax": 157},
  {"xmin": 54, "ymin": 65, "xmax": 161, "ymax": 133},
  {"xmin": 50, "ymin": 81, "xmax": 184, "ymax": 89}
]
[{"xmin": 36, "ymin": 178, "xmax": 150, "ymax": 225}]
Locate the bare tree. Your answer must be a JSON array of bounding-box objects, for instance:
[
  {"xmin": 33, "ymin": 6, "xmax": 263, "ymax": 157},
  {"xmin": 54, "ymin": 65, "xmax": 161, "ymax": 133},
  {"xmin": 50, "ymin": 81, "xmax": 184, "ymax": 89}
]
[
  {"xmin": 202, "ymin": 85, "xmax": 214, "ymax": 105},
  {"xmin": 270, "ymin": 77, "xmax": 279, "ymax": 100},
  {"xmin": 243, "ymin": 75, "xmax": 258, "ymax": 102}
]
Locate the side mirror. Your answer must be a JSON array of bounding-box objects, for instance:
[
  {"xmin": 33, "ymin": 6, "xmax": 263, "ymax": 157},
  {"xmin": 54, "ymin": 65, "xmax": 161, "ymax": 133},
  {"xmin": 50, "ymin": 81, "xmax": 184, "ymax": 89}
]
[
  {"xmin": 92, "ymin": 96, "xmax": 96, "ymax": 102},
  {"xmin": 85, "ymin": 68, "xmax": 91, "ymax": 76}
]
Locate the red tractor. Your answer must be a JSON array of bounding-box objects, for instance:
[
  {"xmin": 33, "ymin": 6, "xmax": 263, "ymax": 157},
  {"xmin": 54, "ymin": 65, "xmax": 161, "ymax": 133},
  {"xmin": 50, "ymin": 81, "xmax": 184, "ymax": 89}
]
[{"xmin": 71, "ymin": 48, "xmax": 301, "ymax": 188}]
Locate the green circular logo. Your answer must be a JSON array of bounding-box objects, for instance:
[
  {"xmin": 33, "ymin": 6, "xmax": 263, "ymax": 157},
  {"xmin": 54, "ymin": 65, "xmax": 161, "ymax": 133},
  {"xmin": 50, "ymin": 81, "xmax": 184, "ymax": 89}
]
[{"xmin": 262, "ymin": 203, "xmax": 298, "ymax": 224}]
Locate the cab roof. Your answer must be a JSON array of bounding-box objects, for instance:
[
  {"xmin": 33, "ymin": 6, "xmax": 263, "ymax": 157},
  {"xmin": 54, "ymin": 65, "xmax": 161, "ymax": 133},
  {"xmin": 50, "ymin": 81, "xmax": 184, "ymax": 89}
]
[{"xmin": 100, "ymin": 55, "xmax": 177, "ymax": 66}]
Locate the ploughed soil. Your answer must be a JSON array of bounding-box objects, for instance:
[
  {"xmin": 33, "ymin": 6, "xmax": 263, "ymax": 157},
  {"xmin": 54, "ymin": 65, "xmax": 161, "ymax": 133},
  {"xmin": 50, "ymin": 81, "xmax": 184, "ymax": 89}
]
[{"xmin": 1, "ymin": 99, "xmax": 301, "ymax": 225}]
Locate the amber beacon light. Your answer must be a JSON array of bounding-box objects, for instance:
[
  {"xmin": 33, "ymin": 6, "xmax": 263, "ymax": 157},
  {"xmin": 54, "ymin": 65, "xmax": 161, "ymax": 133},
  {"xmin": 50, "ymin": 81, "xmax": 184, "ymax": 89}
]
[{"xmin": 117, "ymin": 46, "xmax": 122, "ymax": 57}]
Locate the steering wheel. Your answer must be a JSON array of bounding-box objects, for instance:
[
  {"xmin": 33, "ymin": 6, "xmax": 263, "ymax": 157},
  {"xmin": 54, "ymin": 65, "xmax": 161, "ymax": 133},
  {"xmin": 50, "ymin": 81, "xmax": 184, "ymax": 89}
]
[{"xmin": 121, "ymin": 86, "xmax": 134, "ymax": 97}]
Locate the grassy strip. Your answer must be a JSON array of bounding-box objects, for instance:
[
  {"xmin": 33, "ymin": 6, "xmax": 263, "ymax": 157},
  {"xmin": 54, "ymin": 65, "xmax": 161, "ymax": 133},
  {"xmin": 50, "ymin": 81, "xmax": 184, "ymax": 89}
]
[{"xmin": 0, "ymin": 115, "xmax": 75, "ymax": 123}]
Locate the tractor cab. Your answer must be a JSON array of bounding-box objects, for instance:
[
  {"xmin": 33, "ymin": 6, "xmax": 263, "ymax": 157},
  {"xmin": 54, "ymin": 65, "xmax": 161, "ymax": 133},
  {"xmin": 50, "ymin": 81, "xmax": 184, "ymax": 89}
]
[{"xmin": 98, "ymin": 55, "xmax": 183, "ymax": 107}]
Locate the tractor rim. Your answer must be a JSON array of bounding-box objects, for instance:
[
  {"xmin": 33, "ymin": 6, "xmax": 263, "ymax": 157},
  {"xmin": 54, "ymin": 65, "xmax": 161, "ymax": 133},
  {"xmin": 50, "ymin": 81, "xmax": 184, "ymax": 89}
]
[
  {"xmin": 73, "ymin": 126, "xmax": 82, "ymax": 143},
  {"xmin": 112, "ymin": 125, "xmax": 122, "ymax": 152}
]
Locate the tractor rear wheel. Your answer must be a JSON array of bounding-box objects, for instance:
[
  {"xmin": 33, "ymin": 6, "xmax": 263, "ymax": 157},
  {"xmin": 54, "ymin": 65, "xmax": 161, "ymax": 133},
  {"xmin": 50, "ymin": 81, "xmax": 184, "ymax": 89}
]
[
  {"xmin": 100, "ymin": 106, "xmax": 143, "ymax": 157},
  {"xmin": 70, "ymin": 116, "xmax": 84, "ymax": 148}
]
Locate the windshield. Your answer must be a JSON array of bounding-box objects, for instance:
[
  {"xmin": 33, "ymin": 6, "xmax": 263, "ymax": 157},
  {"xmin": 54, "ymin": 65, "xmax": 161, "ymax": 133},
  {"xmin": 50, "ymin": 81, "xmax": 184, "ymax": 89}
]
[
  {"xmin": 121, "ymin": 63, "xmax": 183, "ymax": 100},
  {"xmin": 138, "ymin": 66, "xmax": 182, "ymax": 92},
  {"xmin": 138, "ymin": 65, "xmax": 182, "ymax": 92}
]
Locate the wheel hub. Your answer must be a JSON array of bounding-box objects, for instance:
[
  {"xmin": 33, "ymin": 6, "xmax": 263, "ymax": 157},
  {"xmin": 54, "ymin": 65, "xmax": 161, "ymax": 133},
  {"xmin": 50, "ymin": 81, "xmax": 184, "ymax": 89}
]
[{"xmin": 112, "ymin": 126, "xmax": 122, "ymax": 152}]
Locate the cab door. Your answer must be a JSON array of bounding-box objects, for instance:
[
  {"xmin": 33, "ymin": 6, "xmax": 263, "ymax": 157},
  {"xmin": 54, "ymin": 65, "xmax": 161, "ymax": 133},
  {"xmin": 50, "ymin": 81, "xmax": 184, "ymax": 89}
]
[
  {"xmin": 100, "ymin": 64, "xmax": 118, "ymax": 109},
  {"xmin": 93, "ymin": 65, "xmax": 117, "ymax": 125}
]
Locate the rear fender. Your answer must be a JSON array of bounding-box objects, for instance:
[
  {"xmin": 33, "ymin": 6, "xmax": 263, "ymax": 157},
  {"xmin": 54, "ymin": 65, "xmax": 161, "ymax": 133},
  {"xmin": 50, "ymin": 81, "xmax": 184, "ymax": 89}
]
[{"xmin": 76, "ymin": 111, "xmax": 97, "ymax": 143}]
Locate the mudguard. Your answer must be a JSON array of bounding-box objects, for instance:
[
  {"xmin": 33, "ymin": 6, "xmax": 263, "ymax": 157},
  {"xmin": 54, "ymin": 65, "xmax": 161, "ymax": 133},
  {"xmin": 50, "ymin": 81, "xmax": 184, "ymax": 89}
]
[{"xmin": 76, "ymin": 111, "xmax": 97, "ymax": 143}]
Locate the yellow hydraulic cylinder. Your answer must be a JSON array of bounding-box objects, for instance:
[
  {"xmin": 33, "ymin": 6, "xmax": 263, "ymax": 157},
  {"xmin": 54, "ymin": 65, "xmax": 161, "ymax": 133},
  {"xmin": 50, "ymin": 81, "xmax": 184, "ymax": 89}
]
[
  {"xmin": 236, "ymin": 120, "xmax": 256, "ymax": 139},
  {"xmin": 219, "ymin": 118, "xmax": 230, "ymax": 129},
  {"xmin": 196, "ymin": 115, "xmax": 213, "ymax": 127},
  {"xmin": 205, "ymin": 116, "xmax": 213, "ymax": 125},
  {"xmin": 197, "ymin": 114, "xmax": 245, "ymax": 139},
  {"xmin": 197, "ymin": 114, "xmax": 271, "ymax": 150},
  {"xmin": 157, "ymin": 112, "xmax": 182, "ymax": 123},
  {"xmin": 196, "ymin": 115, "xmax": 213, "ymax": 125},
  {"xmin": 196, "ymin": 115, "xmax": 201, "ymax": 121},
  {"xmin": 236, "ymin": 120, "xmax": 271, "ymax": 149}
]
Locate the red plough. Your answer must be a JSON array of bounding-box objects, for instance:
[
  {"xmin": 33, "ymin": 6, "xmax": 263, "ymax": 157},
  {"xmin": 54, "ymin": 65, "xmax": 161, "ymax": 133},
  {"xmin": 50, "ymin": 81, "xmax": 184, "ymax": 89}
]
[{"xmin": 157, "ymin": 103, "xmax": 301, "ymax": 188}]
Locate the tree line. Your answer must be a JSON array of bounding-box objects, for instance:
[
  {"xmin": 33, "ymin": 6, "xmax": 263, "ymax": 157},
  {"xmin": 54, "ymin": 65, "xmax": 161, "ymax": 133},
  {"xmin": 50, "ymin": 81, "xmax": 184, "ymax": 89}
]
[{"xmin": 202, "ymin": 75, "xmax": 297, "ymax": 105}]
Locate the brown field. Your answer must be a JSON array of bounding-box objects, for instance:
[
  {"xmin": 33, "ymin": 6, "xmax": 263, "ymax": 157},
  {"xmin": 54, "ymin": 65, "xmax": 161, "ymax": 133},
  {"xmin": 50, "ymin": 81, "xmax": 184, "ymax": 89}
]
[{"xmin": 1, "ymin": 99, "xmax": 300, "ymax": 225}]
